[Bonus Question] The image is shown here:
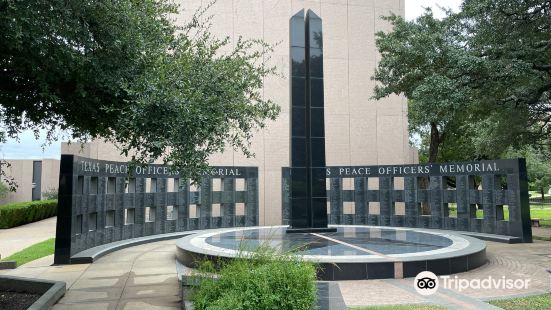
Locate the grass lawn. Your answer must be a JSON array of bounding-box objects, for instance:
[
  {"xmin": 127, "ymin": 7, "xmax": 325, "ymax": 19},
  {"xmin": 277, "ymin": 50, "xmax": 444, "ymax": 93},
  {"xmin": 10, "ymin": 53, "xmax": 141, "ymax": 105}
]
[
  {"xmin": 529, "ymin": 191, "xmax": 551, "ymax": 200},
  {"xmin": 447, "ymin": 204, "xmax": 500, "ymax": 219},
  {"xmin": 351, "ymin": 305, "xmax": 446, "ymax": 310},
  {"xmin": 0, "ymin": 238, "xmax": 55, "ymax": 267},
  {"xmin": 445, "ymin": 204, "xmax": 551, "ymax": 227},
  {"xmin": 490, "ymin": 294, "xmax": 551, "ymax": 310},
  {"xmin": 353, "ymin": 295, "xmax": 551, "ymax": 310}
]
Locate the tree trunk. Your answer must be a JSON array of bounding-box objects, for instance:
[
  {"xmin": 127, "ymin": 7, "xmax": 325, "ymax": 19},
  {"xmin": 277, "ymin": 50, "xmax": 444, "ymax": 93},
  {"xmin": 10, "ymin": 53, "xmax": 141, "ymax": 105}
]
[
  {"xmin": 541, "ymin": 188, "xmax": 545, "ymax": 203},
  {"xmin": 428, "ymin": 122, "xmax": 440, "ymax": 163},
  {"xmin": 419, "ymin": 176, "xmax": 430, "ymax": 215},
  {"xmin": 421, "ymin": 122, "xmax": 442, "ymax": 215}
]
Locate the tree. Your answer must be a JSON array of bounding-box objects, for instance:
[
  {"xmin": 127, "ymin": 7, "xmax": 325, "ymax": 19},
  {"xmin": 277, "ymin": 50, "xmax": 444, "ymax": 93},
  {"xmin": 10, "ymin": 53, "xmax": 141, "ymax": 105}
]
[
  {"xmin": 456, "ymin": 0, "xmax": 551, "ymax": 155},
  {"xmin": 372, "ymin": 11, "xmax": 474, "ymax": 214},
  {"xmin": 1, "ymin": 0, "xmax": 177, "ymax": 139},
  {"xmin": 459, "ymin": 0, "xmax": 551, "ymax": 131},
  {"xmin": 373, "ymin": 11, "xmax": 466, "ymax": 163},
  {"xmin": 373, "ymin": 0, "xmax": 551, "ymax": 163},
  {"xmin": 0, "ymin": 1, "xmax": 279, "ymax": 181},
  {"xmin": 506, "ymin": 147, "xmax": 551, "ymax": 201},
  {"xmin": 110, "ymin": 29, "xmax": 279, "ymax": 177}
]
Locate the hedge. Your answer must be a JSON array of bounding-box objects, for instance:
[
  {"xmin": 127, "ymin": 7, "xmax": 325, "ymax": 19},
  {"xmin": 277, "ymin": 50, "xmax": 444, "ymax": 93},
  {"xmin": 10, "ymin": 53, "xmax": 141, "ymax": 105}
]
[{"xmin": 0, "ymin": 200, "xmax": 57, "ymax": 229}]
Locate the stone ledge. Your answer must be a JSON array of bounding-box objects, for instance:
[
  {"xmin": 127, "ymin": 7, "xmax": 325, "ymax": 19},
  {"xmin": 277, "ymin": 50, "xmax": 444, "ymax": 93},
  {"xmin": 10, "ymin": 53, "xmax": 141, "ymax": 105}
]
[
  {"xmin": 0, "ymin": 275, "xmax": 66, "ymax": 310},
  {"xmin": 69, "ymin": 231, "xmax": 198, "ymax": 264},
  {"xmin": 0, "ymin": 260, "xmax": 17, "ymax": 270},
  {"xmin": 459, "ymin": 231, "xmax": 523, "ymax": 244}
]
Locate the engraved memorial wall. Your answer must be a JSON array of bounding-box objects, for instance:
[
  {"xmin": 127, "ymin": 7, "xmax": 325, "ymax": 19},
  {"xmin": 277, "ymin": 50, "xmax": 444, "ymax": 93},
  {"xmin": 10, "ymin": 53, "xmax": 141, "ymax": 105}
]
[
  {"xmin": 283, "ymin": 159, "xmax": 532, "ymax": 242},
  {"xmin": 54, "ymin": 155, "xmax": 259, "ymax": 264}
]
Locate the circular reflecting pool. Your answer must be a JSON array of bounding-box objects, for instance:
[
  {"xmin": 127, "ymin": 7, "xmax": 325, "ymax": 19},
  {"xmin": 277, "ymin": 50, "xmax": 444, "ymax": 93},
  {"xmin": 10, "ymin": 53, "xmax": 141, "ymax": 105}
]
[
  {"xmin": 205, "ymin": 226, "xmax": 453, "ymax": 256},
  {"xmin": 176, "ymin": 225, "xmax": 487, "ymax": 280}
]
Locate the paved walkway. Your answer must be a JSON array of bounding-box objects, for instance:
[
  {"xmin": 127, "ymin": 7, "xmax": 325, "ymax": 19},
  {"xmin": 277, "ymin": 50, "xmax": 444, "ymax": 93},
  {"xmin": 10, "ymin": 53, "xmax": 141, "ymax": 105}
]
[
  {"xmin": 0, "ymin": 216, "xmax": 57, "ymax": 258},
  {"xmin": 1, "ymin": 239, "xmax": 551, "ymax": 309},
  {"xmin": 532, "ymin": 226, "xmax": 551, "ymax": 239},
  {"xmin": 341, "ymin": 240, "xmax": 551, "ymax": 308},
  {"xmin": 2, "ymin": 219, "xmax": 551, "ymax": 309},
  {"xmin": 1, "ymin": 241, "xmax": 180, "ymax": 309}
]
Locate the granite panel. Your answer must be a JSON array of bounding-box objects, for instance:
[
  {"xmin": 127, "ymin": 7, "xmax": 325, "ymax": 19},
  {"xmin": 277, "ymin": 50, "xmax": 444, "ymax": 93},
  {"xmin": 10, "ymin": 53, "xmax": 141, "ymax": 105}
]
[
  {"xmin": 280, "ymin": 160, "xmax": 531, "ymax": 242},
  {"xmin": 54, "ymin": 155, "xmax": 259, "ymax": 263}
]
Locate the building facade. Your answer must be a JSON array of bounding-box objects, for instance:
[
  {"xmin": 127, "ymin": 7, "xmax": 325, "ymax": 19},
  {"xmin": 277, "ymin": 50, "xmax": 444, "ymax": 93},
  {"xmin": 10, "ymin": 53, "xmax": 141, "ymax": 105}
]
[
  {"xmin": 62, "ymin": 0, "xmax": 417, "ymax": 226},
  {"xmin": 0, "ymin": 159, "xmax": 60, "ymax": 204}
]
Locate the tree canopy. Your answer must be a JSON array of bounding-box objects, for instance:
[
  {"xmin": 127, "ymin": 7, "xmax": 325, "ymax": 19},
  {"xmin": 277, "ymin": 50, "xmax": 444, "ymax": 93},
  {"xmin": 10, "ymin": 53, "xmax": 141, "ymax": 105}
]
[
  {"xmin": 506, "ymin": 146, "xmax": 551, "ymax": 199},
  {"xmin": 0, "ymin": 0, "xmax": 279, "ymax": 181},
  {"xmin": 373, "ymin": 0, "xmax": 551, "ymax": 163}
]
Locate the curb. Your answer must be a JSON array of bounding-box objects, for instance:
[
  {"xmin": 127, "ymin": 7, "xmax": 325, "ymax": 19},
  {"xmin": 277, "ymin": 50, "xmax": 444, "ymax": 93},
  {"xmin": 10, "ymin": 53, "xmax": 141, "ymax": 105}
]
[
  {"xmin": 68, "ymin": 231, "xmax": 197, "ymax": 264},
  {"xmin": 0, "ymin": 260, "xmax": 17, "ymax": 270},
  {"xmin": 0, "ymin": 275, "xmax": 66, "ymax": 310}
]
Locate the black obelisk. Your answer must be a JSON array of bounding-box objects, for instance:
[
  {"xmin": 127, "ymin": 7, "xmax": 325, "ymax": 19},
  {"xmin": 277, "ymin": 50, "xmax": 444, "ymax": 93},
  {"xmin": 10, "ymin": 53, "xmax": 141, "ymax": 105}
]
[{"xmin": 288, "ymin": 10, "xmax": 334, "ymax": 233}]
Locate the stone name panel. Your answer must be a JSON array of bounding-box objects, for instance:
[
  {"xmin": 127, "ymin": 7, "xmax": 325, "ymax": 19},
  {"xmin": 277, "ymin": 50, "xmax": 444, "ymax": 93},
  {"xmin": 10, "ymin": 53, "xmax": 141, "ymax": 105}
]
[
  {"xmin": 55, "ymin": 155, "xmax": 259, "ymax": 264},
  {"xmin": 283, "ymin": 159, "xmax": 532, "ymax": 242}
]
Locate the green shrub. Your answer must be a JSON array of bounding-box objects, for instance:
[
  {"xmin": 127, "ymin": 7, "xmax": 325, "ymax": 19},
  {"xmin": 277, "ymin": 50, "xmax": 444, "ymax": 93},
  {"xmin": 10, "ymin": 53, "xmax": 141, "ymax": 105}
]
[
  {"xmin": 41, "ymin": 187, "xmax": 59, "ymax": 200},
  {"xmin": 191, "ymin": 247, "xmax": 317, "ymax": 310},
  {"xmin": 0, "ymin": 200, "xmax": 57, "ymax": 229},
  {"xmin": 0, "ymin": 182, "xmax": 9, "ymax": 199}
]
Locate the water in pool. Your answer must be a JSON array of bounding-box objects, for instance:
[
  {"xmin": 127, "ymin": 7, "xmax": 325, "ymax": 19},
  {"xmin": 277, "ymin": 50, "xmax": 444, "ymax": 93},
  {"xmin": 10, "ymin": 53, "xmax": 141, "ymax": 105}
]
[{"xmin": 205, "ymin": 226, "xmax": 453, "ymax": 256}]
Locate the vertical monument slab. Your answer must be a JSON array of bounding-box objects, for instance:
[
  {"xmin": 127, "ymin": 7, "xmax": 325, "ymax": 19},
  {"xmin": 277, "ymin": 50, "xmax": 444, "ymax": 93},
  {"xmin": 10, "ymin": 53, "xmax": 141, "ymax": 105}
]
[{"xmin": 288, "ymin": 10, "xmax": 333, "ymax": 232}]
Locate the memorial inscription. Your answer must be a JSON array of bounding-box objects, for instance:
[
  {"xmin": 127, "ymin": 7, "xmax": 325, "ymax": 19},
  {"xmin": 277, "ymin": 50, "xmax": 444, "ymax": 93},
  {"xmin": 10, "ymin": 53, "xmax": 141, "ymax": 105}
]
[
  {"xmin": 54, "ymin": 155, "xmax": 259, "ymax": 264},
  {"xmin": 326, "ymin": 160, "xmax": 510, "ymax": 177},
  {"xmin": 282, "ymin": 159, "xmax": 532, "ymax": 242}
]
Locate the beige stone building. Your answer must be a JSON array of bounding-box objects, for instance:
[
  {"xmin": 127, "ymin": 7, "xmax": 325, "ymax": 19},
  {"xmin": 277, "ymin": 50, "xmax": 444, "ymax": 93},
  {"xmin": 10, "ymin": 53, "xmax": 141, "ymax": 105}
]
[
  {"xmin": 0, "ymin": 159, "xmax": 60, "ymax": 205},
  {"xmin": 62, "ymin": 0, "xmax": 417, "ymax": 226}
]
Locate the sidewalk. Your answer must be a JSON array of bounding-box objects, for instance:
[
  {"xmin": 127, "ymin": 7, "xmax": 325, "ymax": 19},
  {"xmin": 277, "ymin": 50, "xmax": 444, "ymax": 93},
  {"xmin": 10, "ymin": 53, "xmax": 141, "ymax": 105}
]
[
  {"xmin": 2, "ymin": 223, "xmax": 551, "ymax": 309},
  {"xmin": 0, "ymin": 240, "xmax": 181, "ymax": 309},
  {"xmin": 532, "ymin": 226, "xmax": 551, "ymax": 239},
  {"xmin": 1, "ymin": 238, "xmax": 550, "ymax": 309},
  {"xmin": 0, "ymin": 216, "xmax": 57, "ymax": 258},
  {"xmin": 340, "ymin": 240, "xmax": 551, "ymax": 308}
]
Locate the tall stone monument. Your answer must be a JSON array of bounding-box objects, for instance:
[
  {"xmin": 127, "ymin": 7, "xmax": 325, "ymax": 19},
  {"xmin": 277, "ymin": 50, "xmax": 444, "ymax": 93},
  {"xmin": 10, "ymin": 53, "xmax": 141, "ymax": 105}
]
[{"xmin": 288, "ymin": 10, "xmax": 334, "ymax": 232}]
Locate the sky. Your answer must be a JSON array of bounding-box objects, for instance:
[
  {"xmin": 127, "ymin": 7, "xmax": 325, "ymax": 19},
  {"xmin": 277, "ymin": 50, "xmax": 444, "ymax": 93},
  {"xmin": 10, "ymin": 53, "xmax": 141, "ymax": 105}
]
[
  {"xmin": 0, "ymin": 0, "xmax": 464, "ymax": 160},
  {"xmin": 405, "ymin": 0, "xmax": 462, "ymax": 21},
  {"xmin": 1, "ymin": 130, "xmax": 65, "ymax": 160}
]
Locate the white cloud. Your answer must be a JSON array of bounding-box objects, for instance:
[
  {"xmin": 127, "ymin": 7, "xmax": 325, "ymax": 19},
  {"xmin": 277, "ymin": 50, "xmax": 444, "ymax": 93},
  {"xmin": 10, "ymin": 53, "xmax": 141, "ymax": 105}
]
[{"xmin": 406, "ymin": 0, "xmax": 463, "ymax": 21}]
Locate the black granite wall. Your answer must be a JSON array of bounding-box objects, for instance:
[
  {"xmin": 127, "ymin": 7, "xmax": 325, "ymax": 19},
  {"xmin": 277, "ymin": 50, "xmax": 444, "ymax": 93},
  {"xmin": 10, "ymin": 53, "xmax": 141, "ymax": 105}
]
[
  {"xmin": 55, "ymin": 155, "xmax": 259, "ymax": 264},
  {"xmin": 283, "ymin": 159, "xmax": 532, "ymax": 242}
]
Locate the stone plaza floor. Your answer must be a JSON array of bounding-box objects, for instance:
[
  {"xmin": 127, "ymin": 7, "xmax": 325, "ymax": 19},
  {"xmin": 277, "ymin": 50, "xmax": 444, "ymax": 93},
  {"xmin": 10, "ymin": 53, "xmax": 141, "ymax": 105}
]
[
  {"xmin": 1, "ymin": 238, "xmax": 551, "ymax": 309},
  {"xmin": 1, "ymin": 241, "xmax": 181, "ymax": 309},
  {"xmin": 340, "ymin": 240, "xmax": 551, "ymax": 309},
  {"xmin": 2, "ymin": 218, "xmax": 551, "ymax": 309}
]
